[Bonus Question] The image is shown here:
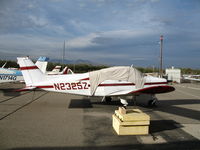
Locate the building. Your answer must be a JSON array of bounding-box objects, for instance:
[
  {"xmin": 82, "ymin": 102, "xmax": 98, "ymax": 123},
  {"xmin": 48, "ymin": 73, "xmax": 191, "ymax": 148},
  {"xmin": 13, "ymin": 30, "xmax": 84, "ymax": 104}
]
[{"xmin": 165, "ymin": 67, "xmax": 181, "ymax": 83}]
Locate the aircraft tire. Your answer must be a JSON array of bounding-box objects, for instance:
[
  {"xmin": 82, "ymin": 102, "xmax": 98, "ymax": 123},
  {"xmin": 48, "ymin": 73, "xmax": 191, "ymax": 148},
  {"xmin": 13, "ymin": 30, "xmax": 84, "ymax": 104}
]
[{"xmin": 105, "ymin": 96, "xmax": 112, "ymax": 102}]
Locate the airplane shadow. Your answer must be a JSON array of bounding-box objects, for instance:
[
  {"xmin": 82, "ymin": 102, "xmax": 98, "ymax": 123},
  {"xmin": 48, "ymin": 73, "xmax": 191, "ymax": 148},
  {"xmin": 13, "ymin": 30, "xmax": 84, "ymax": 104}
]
[
  {"xmin": 68, "ymin": 98, "xmax": 124, "ymax": 109},
  {"xmin": 149, "ymin": 120, "xmax": 182, "ymax": 133},
  {"xmin": 0, "ymin": 88, "xmax": 22, "ymax": 97},
  {"xmin": 68, "ymin": 99, "xmax": 93, "ymax": 108},
  {"xmin": 154, "ymin": 99, "xmax": 200, "ymax": 121},
  {"xmin": 68, "ymin": 97, "xmax": 200, "ymax": 122}
]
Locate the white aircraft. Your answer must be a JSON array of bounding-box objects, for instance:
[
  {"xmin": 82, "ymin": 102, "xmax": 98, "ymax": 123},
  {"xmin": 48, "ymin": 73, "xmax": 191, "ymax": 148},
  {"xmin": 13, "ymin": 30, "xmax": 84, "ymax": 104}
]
[
  {"xmin": 0, "ymin": 57, "xmax": 49, "ymax": 83},
  {"xmin": 46, "ymin": 66, "xmax": 61, "ymax": 75},
  {"xmin": 0, "ymin": 57, "xmax": 73, "ymax": 84},
  {"xmin": 17, "ymin": 57, "xmax": 175, "ymax": 106},
  {"xmin": 0, "ymin": 67, "xmax": 23, "ymax": 83},
  {"xmin": 47, "ymin": 66, "xmax": 74, "ymax": 75},
  {"xmin": 183, "ymin": 75, "xmax": 200, "ymax": 82}
]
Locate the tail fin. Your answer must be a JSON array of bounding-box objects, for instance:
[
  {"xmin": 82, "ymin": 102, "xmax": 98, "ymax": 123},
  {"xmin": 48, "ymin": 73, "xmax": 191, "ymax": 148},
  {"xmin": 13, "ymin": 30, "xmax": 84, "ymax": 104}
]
[
  {"xmin": 61, "ymin": 66, "xmax": 69, "ymax": 74},
  {"xmin": 61, "ymin": 66, "xmax": 74, "ymax": 74},
  {"xmin": 35, "ymin": 56, "xmax": 49, "ymax": 73},
  {"xmin": 17, "ymin": 57, "xmax": 46, "ymax": 86},
  {"xmin": 52, "ymin": 66, "xmax": 61, "ymax": 73}
]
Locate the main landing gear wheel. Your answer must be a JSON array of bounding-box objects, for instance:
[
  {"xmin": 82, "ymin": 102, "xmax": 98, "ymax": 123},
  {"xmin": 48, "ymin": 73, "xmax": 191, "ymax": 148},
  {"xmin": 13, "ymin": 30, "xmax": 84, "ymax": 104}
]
[{"xmin": 148, "ymin": 95, "xmax": 158, "ymax": 107}]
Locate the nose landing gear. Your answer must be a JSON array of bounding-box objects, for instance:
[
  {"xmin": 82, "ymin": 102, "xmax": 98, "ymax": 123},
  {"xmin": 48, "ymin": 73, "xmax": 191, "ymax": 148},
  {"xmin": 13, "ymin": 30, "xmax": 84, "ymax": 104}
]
[{"xmin": 148, "ymin": 94, "xmax": 158, "ymax": 107}]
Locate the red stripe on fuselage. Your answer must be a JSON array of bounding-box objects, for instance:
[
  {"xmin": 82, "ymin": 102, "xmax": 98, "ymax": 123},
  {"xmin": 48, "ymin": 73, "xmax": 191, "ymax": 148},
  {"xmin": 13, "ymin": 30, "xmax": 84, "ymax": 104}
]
[
  {"xmin": 36, "ymin": 85, "xmax": 54, "ymax": 88},
  {"xmin": 145, "ymin": 82, "xmax": 167, "ymax": 85},
  {"xmin": 99, "ymin": 83, "xmax": 135, "ymax": 86},
  {"xmin": 80, "ymin": 78, "xmax": 89, "ymax": 81},
  {"xmin": 34, "ymin": 82, "xmax": 167, "ymax": 89},
  {"xmin": 20, "ymin": 66, "xmax": 38, "ymax": 70},
  {"xmin": 99, "ymin": 82, "xmax": 167, "ymax": 86}
]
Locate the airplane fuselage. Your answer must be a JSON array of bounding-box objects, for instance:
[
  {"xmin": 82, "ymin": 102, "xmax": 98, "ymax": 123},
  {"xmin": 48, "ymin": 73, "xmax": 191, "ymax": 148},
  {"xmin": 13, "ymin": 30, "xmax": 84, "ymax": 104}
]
[
  {"xmin": 30, "ymin": 73, "xmax": 171, "ymax": 97},
  {"xmin": 0, "ymin": 68, "xmax": 23, "ymax": 83}
]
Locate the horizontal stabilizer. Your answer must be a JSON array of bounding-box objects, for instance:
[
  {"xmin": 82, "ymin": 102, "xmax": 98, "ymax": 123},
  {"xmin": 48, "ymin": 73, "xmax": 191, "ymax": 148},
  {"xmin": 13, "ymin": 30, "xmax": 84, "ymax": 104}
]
[{"xmin": 14, "ymin": 86, "xmax": 36, "ymax": 92}]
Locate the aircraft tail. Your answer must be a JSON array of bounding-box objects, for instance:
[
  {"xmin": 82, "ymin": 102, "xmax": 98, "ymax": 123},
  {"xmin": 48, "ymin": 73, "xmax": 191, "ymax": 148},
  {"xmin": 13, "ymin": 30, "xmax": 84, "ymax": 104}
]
[
  {"xmin": 35, "ymin": 56, "xmax": 49, "ymax": 73},
  {"xmin": 52, "ymin": 66, "xmax": 61, "ymax": 73},
  {"xmin": 61, "ymin": 66, "xmax": 74, "ymax": 74},
  {"xmin": 17, "ymin": 57, "xmax": 46, "ymax": 86}
]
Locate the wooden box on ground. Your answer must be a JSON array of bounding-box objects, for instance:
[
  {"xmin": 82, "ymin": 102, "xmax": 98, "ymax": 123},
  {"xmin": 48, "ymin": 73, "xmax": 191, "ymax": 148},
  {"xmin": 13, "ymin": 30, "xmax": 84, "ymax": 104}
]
[{"xmin": 112, "ymin": 108, "xmax": 150, "ymax": 135}]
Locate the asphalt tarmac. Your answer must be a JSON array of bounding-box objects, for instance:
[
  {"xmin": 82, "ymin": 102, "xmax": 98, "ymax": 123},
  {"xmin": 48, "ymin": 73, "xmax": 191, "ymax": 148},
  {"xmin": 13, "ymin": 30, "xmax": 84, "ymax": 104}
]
[{"xmin": 0, "ymin": 82, "xmax": 200, "ymax": 150}]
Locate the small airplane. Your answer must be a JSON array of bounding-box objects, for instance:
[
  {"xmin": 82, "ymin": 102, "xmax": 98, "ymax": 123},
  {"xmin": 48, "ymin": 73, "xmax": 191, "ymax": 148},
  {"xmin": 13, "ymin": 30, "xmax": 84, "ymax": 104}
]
[
  {"xmin": 0, "ymin": 67, "xmax": 23, "ymax": 83},
  {"xmin": 17, "ymin": 57, "xmax": 175, "ymax": 106},
  {"xmin": 0, "ymin": 57, "xmax": 73, "ymax": 84},
  {"xmin": 47, "ymin": 66, "xmax": 74, "ymax": 75},
  {"xmin": 183, "ymin": 75, "xmax": 200, "ymax": 82},
  {"xmin": 0, "ymin": 57, "xmax": 49, "ymax": 83},
  {"xmin": 46, "ymin": 66, "xmax": 62, "ymax": 75}
]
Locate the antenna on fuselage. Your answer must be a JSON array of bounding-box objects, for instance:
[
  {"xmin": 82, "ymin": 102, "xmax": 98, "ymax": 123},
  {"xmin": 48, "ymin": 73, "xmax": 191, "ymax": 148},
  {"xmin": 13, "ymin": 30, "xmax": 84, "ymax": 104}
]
[
  {"xmin": 159, "ymin": 35, "xmax": 163, "ymax": 78},
  {"xmin": 2, "ymin": 62, "xmax": 7, "ymax": 68}
]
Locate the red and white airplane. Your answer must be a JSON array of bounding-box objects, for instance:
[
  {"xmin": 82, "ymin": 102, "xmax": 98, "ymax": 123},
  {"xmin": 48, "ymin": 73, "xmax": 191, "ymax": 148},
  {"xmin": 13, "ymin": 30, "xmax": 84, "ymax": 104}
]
[
  {"xmin": 17, "ymin": 57, "xmax": 175, "ymax": 106},
  {"xmin": 47, "ymin": 66, "xmax": 74, "ymax": 75}
]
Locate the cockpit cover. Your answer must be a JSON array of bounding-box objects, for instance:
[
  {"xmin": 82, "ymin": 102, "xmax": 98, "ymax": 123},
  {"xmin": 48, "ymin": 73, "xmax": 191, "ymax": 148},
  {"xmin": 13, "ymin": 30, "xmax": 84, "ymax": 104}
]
[{"xmin": 89, "ymin": 66, "xmax": 145, "ymax": 95}]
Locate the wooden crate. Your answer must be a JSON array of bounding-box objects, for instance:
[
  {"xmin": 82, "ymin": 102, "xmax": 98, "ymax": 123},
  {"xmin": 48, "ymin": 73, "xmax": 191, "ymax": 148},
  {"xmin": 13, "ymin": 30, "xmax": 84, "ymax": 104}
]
[
  {"xmin": 115, "ymin": 109, "xmax": 150, "ymax": 122},
  {"xmin": 112, "ymin": 108, "xmax": 150, "ymax": 135}
]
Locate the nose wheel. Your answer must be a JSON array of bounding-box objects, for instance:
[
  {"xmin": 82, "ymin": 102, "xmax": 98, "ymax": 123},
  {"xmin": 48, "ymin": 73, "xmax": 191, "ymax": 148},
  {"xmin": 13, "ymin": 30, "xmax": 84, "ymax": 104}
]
[{"xmin": 148, "ymin": 95, "xmax": 158, "ymax": 107}]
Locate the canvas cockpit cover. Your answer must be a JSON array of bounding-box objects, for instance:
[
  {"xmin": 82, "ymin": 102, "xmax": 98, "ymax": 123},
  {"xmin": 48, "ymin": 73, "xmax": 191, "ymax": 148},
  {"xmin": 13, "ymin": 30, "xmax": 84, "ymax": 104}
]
[{"xmin": 89, "ymin": 66, "xmax": 145, "ymax": 95}]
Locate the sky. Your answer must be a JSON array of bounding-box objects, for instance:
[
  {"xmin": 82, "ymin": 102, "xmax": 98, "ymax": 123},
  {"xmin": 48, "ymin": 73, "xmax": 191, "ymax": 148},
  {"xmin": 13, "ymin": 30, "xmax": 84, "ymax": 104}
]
[{"xmin": 0, "ymin": 0, "xmax": 200, "ymax": 68}]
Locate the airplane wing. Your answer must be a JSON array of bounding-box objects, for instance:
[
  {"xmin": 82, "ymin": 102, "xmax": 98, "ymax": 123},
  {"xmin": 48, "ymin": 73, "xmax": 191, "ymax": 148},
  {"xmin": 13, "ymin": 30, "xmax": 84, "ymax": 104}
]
[{"xmin": 129, "ymin": 85, "xmax": 175, "ymax": 94}]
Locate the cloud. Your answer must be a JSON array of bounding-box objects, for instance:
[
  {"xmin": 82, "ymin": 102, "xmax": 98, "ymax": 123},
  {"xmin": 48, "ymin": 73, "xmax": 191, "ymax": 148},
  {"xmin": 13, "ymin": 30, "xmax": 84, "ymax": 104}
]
[
  {"xmin": 0, "ymin": 0, "xmax": 199, "ymax": 68},
  {"xmin": 134, "ymin": 0, "xmax": 160, "ymax": 3},
  {"xmin": 67, "ymin": 33, "xmax": 99, "ymax": 49},
  {"xmin": 28, "ymin": 15, "xmax": 48, "ymax": 27},
  {"xmin": 0, "ymin": 34, "xmax": 62, "ymax": 57},
  {"xmin": 67, "ymin": 29, "xmax": 158, "ymax": 49}
]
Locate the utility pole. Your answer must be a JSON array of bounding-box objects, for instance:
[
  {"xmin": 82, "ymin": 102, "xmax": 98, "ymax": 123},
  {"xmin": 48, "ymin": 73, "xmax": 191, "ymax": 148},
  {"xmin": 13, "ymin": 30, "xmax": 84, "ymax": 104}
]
[
  {"xmin": 62, "ymin": 40, "xmax": 65, "ymax": 67},
  {"xmin": 159, "ymin": 35, "xmax": 163, "ymax": 77}
]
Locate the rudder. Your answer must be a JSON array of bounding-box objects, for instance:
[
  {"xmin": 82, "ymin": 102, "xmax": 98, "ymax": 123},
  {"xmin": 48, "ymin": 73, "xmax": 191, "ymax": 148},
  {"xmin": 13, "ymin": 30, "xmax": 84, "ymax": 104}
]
[{"xmin": 17, "ymin": 57, "xmax": 45, "ymax": 86}]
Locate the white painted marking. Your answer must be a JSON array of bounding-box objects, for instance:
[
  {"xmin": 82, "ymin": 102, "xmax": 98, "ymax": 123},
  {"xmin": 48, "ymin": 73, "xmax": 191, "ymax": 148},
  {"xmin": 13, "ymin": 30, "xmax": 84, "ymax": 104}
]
[{"xmin": 138, "ymin": 135, "xmax": 167, "ymax": 144}]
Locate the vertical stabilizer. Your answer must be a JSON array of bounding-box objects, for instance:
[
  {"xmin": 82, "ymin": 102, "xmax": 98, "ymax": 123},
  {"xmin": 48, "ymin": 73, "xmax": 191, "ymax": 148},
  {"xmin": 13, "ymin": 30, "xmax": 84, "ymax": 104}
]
[
  {"xmin": 61, "ymin": 66, "xmax": 74, "ymax": 74},
  {"xmin": 35, "ymin": 56, "xmax": 49, "ymax": 73},
  {"xmin": 52, "ymin": 66, "xmax": 61, "ymax": 73},
  {"xmin": 61, "ymin": 66, "xmax": 69, "ymax": 74},
  {"xmin": 17, "ymin": 57, "xmax": 45, "ymax": 86}
]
